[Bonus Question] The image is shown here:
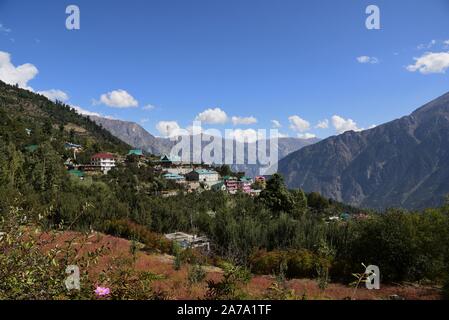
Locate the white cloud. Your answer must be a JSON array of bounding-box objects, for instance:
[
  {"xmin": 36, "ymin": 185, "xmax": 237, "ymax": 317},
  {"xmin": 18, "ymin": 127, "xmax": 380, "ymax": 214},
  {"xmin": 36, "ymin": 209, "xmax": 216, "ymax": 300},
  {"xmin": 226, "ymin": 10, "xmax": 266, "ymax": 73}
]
[
  {"xmin": 195, "ymin": 107, "xmax": 228, "ymax": 124},
  {"xmin": 98, "ymin": 89, "xmax": 139, "ymax": 108},
  {"xmin": 406, "ymin": 51, "xmax": 449, "ymax": 74},
  {"xmin": 297, "ymin": 133, "xmax": 316, "ymax": 139},
  {"xmin": 271, "ymin": 120, "xmax": 282, "ymax": 128},
  {"xmin": 142, "ymin": 104, "xmax": 155, "ymax": 111},
  {"xmin": 70, "ymin": 105, "xmax": 116, "ymax": 120},
  {"xmin": 0, "ymin": 51, "xmax": 38, "ymax": 90},
  {"xmin": 356, "ymin": 56, "xmax": 379, "ymax": 64},
  {"xmin": 331, "ymin": 115, "xmax": 361, "ymax": 134},
  {"xmin": 0, "ymin": 23, "xmax": 11, "ymax": 34},
  {"xmin": 156, "ymin": 121, "xmax": 182, "ymax": 137},
  {"xmin": 229, "ymin": 129, "xmax": 258, "ymax": 143},
  {"xmin": 444, "ymin": 40, "xmax": 449, "ymax": 48},
  {"xmin": 37, "ymin": 89, "xmax": 69, "ymax": 102},
  {"xmin": 231, "ymin": 116, "xmax": 257, "ymax": 126},
  {"xmin": 315, "ymin": 119, "xmax": 329, "ymax": 129},
  {"xmin": 288, "ymin": 115, "xmax": 310, "ymax": 132},
  {"xmin": 71, "ymin": 105, "xmax": 102, "ymax": 117},
  {"xmin": 140, "ymin": 118, "xmax": 149, "ymax": 124},
  {"xmin": 272, "ymin": 131, "xmax": 289, "ymax": 138}
]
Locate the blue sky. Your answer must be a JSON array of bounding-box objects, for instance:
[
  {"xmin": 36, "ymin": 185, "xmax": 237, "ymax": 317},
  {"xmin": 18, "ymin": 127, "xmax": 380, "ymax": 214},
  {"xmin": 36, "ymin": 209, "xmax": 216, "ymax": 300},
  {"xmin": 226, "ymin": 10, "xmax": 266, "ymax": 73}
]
[{"xmin": 1, "ymin": 0, "xmax": 449, "ymax": 139}]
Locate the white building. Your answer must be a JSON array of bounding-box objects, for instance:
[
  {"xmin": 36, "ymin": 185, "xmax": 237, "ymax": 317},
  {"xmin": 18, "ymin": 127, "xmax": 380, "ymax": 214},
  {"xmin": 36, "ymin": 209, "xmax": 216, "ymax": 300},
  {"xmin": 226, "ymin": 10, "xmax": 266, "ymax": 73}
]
[
  {"xmin": 186, "ymin": 169, "xmax": 220, "ymax": 183},
  {"xmin": 91, "ymin": 153, "xmax": 116, "ymax": 174},
  {"xmin": 165, "ymin": 232, "xmax": 210, "ymax": 251}
]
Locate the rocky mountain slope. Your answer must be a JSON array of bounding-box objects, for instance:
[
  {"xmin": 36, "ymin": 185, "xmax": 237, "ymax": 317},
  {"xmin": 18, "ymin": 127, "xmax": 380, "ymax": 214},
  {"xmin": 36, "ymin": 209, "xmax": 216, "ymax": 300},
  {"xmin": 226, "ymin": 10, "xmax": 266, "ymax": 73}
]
[
  {"xmin": 90, "ymin": 116, "xmax": 173, "ymax": 155},
  {"xmin": 278, "ymin": 92, "xmax": 449, "ymax": 210}
]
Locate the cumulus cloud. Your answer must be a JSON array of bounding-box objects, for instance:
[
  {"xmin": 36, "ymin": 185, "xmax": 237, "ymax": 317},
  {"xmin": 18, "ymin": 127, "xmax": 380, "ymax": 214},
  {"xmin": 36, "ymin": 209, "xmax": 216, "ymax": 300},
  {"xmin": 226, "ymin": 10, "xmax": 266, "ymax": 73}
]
[
  {"xmin": 196, "ymin": 108, "xmax": 229, "ymax": 125},
  {"xmin": 288, "ymin": 115, "xmax": 310, "ymax": 132},
  {"xmin": 156, "ymin": 121, "xmax": 182, "ymax": 137},
  {"xmin": 195, "ymin": 108, "xmax": 228, "ymax": 124},
  {"xmin": 406, "ymin": 51, "xmax": 449, "ymax": 74},
  {"xmin": 0, "ymin": 51, "xmax": 38, "ymax": 90},
  {"xmin": 229, "ymin": 129, "xmax": 259, "ymax": 143},
  {"xmin": 444, "ymin": 40, "xmax": 449, "ymax": 48},
  {"xmin": 98, "ymin": 89, "xmax": 139, "ymax": 108},
  {"xmin": 37, "ymin": 89, "xmax": 69, "ymax": 102},
  {"xmin": 356, "ymin": 56, "xmax": 379, "ymax": 64},
  {"xmin": 271, "ymin": 120, "xmax": 282, "ymax": 128},
  {"xmin": 231, "ymin": 116, "xmax": 257, "ymax": 126},
  {"xmin": 331, "ymin": 115, "xmax": 361, "ymax": 134},
  {"xmin": 297, "ymin": 133, "xmax": 316, "ymax": 139},
  {"xmin": 315, "ymin": 119, "xmax": 329, "ymax": 129}
]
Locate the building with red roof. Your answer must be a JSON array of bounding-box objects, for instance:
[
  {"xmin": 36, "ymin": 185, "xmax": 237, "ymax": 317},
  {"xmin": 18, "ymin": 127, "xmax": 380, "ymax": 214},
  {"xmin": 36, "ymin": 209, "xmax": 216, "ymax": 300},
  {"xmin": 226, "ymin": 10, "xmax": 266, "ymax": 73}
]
[{"xmin": 91, "ymin": 153, "xmax": 116, "ymax": 174}]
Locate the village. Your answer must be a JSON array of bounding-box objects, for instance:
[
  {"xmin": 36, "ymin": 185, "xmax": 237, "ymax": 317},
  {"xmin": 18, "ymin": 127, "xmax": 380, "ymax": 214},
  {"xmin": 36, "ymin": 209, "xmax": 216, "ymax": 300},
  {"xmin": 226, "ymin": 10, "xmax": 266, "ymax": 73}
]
[
  {"xmin": 56, "ymin": 143, "xmax": 272, "ymax": 252},
  {"xmin": 24, "ymin": 140, "xmax": 370, "ymax": 252},
  {"xmin": 60, "ymin": 142, "xmax": 268, "ymax": 197}
]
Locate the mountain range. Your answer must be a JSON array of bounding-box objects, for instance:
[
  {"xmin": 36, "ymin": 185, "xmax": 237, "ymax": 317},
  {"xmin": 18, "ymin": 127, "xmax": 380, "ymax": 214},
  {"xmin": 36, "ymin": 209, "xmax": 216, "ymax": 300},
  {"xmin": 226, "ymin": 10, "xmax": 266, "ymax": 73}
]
[
  {"xmin": 278, "ymin": 91, "xmax": 449, "ymax": 210},
  {"xmin": 89, "ymin": 115, "xmax": 320, "ymax": 177}
]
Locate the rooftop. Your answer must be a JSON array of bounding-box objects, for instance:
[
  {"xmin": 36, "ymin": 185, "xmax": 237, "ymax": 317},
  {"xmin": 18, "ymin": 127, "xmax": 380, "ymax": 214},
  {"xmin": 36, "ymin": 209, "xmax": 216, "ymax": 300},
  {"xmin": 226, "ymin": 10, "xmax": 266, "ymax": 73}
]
[
  {"xmin": 92, "ymin": 153, "xmax": 115, "ymax": 159},
  {"xmin": 68, "ymin": 170, "xmax": 84, "ymax": 178},
  {"xmin": 160, "ymin": 154, "xmax": 181, "ymax": 162},
  {"xmin": 128, "ymin": 149, "xmax": 144, "ymax": 156},
  {"xmin": 194, "ymin": 169, "xmax": 218, "ymax": 175},
  {"xmin": 163, "ymin": 173, "xmax": 185, "ymax": 180}
]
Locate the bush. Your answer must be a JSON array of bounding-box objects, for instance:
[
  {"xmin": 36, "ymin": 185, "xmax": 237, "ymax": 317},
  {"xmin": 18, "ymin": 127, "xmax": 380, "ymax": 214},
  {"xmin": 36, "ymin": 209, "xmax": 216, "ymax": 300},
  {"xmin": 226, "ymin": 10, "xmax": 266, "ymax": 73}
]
[
  {"xmin": 250, "ymin": 250, "xmax": 286, "ymax": 275},
  {"xmin": 188, "ymin": 264, "xmax": 206, "ymax": 285},
  {"xmin": 206, "ymin": 263, "xmax": 251, "ymax": 300},
  {"xmin": 286, "ymin": 249, "xmax": 316, "ymax": 279},
  {"xmin": 101, "ymin": 219, "xmax": 172, "ymax": 254},
  {"xmin": 250, "ymin": 249, "xmax": 319, "ymax": 279}
]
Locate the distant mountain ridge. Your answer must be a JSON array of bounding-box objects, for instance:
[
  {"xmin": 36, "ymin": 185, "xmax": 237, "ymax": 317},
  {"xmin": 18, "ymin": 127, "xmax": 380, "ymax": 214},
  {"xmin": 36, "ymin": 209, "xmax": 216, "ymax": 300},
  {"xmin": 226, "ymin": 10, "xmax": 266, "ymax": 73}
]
[
  {"xmin": 278, "ymin": 91, "xmax": 449, "ymax": 210},
  {"xmin": 90, "ymin": 115, "xmax": 319, "ymax": 176},
  {"xmin": 90, "ymin": 116, "xmax": 173, "ymax": 155}
]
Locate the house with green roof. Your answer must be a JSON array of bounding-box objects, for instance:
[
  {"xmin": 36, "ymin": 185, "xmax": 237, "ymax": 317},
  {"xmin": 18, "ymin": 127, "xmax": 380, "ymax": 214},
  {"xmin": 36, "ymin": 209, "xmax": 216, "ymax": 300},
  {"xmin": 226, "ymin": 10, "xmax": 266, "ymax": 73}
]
[
  {"xmin": 186, "ymin": 169, "xmax": 220, "ymax": 182},
  {"xmin": 68, "ymin": 170, "xmax": 85, "ymax": 179},
  {"xmin": 159, "ymin": 154, "xmax": 182, "ymax": 165},
  {"xmin": 127, "ymin": 149, "xmax": 144, "ymax": 157},
  {"xmin": 163, "ymin": 173, "xmax": 185, "ymax": 182}
]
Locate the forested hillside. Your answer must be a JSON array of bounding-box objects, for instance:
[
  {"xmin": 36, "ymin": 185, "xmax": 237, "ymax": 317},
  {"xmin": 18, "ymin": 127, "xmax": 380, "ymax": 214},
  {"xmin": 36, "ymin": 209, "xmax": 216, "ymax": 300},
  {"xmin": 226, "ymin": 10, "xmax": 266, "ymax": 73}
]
[{"xmin": 0, "ymin": 81, "xmax": 130, "ymax": 154}]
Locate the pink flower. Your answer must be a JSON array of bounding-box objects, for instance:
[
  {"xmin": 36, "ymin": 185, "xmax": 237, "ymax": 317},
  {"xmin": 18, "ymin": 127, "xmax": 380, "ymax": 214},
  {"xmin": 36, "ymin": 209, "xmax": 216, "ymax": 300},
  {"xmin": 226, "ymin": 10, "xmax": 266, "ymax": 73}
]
[{"xmin": 95, "ymin": 286, "xmax": 111, "ymax": 297}]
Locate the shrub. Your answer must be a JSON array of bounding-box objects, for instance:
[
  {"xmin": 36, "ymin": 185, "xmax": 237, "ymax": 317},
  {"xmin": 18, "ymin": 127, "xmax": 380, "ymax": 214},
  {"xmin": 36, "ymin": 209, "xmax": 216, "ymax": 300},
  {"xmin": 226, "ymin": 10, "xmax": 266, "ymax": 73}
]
[
  {"xmin": 188, "ymin": 264, "xmax": 206, "ymax": 285},
  {"xmin": 250, "ymin": 249, "xmax": 319, "ymax": 279},
  {"xmin": 250, "ymin": 250, "xmax": 286, "ymax": 275},
  {"xmin": 101, "ymin": 219, "xmax": 172, "ymax": 254},
  {"xmin": 286, "ymin": 249, "xmax": 316, "ymax": 279},
  {"xmin": 206, "ymin": 263, "xmax": 251, "ymax": 300}
]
